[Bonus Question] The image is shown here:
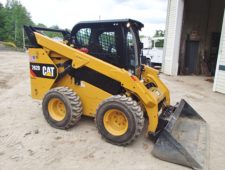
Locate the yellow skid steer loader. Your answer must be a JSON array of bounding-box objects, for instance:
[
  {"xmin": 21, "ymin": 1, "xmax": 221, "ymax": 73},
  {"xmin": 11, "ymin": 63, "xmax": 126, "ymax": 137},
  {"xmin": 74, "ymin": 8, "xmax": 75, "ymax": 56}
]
[{"xmin": 24, "ymin": 19, "xmax": 208, "ymax": 169}]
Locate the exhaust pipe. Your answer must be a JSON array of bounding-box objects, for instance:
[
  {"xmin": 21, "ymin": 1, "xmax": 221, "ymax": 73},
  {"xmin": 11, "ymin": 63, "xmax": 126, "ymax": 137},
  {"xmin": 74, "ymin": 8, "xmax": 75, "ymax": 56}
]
[{"xmin": 152, "ymin": 99, "xmax": 209, "ymax": 170}]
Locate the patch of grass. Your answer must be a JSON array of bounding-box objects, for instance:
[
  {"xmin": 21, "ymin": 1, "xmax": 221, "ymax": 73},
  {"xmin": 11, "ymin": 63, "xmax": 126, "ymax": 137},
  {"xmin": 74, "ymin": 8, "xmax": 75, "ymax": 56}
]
[{"xmin": 0, "ymin": 41, "xmax": 17, "ymax": 48}]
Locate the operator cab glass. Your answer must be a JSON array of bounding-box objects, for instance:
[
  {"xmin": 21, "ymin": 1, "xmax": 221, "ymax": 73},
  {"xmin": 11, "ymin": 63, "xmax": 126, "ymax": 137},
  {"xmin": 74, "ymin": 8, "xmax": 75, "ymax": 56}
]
[
  {"xmin": 70, "ymin": 19, "xmax": 144, "ymax": 76},
  {"xmin": 126, "ymin": 26, "xmax": 141, "ymax": 75}
]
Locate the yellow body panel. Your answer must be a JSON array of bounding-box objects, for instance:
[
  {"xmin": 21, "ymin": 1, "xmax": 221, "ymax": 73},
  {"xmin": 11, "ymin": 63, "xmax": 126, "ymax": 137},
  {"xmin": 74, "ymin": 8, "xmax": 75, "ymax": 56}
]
[
  {"xmin": 142, "ymin": 66, "xmax": 170, "ymax": 105},
  {"xmin": 28, "ymin": 32, "xmax": 171, "ymax": 133},
  {"xmin": 29, "ymin": 48, "xmax": 57, "ymax": 99},
  {"xmin": 54, "ymin": 75, "xmax": 111, "ymax": 117}
]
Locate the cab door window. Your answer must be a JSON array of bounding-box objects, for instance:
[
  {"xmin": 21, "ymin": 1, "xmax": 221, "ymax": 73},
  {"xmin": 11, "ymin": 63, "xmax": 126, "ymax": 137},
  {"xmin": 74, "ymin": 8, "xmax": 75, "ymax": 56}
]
[
  {"xmin": 75, "ymin": 28, "xmax": 91, "ymax": 48},
  {"xmin": 126, "ymin": 31, "xmax": 137, "ymax": 67},
  {"xmin": 99, "ymin": 32, "xmax": 117, "ymax": 55}
]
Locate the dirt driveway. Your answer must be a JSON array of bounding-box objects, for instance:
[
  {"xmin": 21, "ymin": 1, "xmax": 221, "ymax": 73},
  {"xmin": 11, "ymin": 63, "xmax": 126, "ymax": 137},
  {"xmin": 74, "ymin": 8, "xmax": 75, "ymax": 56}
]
[{"xmin": 0, "ymin": 51, "xmax": 225, "ymax": 170}]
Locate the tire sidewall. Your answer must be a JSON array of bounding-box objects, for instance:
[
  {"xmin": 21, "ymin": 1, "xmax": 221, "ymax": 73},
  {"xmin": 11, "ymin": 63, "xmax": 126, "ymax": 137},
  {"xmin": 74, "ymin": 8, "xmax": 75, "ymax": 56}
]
[
  {"xmin": 96, "ymin": 101, "xmax": 137, "ymax": 144},
  {"xmin": 42, "ymin": 91, "xmax": 73, "ymax": 129}
]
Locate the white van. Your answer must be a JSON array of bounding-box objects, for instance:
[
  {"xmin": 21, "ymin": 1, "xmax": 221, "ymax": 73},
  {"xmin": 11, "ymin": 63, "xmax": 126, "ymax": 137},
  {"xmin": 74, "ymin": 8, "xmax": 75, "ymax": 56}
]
[{"xmin": 142, "ymin": 37, "xmax": 164, "ymax": 69}]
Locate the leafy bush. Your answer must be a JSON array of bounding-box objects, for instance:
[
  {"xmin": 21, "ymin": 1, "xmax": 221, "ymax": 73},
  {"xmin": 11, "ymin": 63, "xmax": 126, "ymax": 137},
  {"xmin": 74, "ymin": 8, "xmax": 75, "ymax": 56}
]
[{"xmin": 0, "ymin": 41, "xmax": 17, "ymax": 48}]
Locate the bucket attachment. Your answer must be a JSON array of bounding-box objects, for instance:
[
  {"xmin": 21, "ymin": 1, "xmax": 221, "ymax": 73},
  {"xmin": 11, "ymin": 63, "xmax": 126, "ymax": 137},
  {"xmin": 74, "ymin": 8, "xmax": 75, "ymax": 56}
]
[{"xmin": 152, "ymin": 99, "xmax": 208, "ymax": 170}]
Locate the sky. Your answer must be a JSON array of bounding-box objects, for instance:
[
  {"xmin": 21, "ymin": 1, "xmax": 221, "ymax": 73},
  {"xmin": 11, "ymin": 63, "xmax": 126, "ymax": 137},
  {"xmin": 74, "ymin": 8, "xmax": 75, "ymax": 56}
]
[{"xmin": 0, "ymin": 0, "xmax": 168, "ymax": 36}]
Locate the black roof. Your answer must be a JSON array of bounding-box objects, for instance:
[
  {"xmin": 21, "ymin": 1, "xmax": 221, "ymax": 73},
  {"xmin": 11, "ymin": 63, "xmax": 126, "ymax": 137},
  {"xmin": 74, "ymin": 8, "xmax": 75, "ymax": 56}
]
[{"xmin": 73, "ymin": 19, "xmax": 144, "ymax": 30}]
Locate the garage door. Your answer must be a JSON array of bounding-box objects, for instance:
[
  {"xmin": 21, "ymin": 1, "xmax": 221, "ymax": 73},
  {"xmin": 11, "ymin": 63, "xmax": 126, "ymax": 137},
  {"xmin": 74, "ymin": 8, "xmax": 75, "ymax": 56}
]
[{"xmin": 213, "ymin": 10, "xmax": 225, "ymax": 94}]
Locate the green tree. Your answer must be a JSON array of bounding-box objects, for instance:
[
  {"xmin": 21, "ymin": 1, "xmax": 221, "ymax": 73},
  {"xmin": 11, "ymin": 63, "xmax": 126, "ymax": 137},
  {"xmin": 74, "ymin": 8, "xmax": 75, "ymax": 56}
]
[
  {"xmin": 35, "ymin": 24, "xmax": 63, "ymax": 38},
  {"xmin": 0, "ymin": 0, "xmax": 65, "ymax": 48},
  {"xmin": 155, "ymin": 39, "xmax": 164, "ymax": 48},
  {"xmin": 153, "ymin": 30, "xmax": 165, "ymax": 38},
  {"xmin": 46, "ymin": 25, "xmax": 63, "ymax": 38},
  {"xmin": 153, "ymin": 30, "xmax": 164, "ymax": 48},
  {"xmin": 0, "ymin": 2, "xmax": 7, "ymax": 41},
  {"xmin": 0, "ymin": 0, "xmax": 33, "ymax": 47},
  {"xmin": 36, "ymin": 23, "xmax": 47, "ymax": 28}
]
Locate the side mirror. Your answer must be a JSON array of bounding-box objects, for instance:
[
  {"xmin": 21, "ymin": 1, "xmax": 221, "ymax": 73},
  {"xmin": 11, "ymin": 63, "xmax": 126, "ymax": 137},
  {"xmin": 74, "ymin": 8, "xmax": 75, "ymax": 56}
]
[
  {"xmin": 141, "ymin": 55, "xmax": 147, "ymax": 64},
  {"xmin": 140, "ymin": 42, "xmax": 144, "ymax": 49},
  {"xmin": 150, "ymin": 40, "xmax": 154, "ymax": 49}
]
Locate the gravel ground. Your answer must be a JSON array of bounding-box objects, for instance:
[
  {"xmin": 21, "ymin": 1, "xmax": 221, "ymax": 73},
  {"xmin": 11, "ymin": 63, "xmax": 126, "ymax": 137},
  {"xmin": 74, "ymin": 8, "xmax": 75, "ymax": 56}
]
[{"xmin": 0, "ymin": 51, "xmax": 225, "ymax": 170}]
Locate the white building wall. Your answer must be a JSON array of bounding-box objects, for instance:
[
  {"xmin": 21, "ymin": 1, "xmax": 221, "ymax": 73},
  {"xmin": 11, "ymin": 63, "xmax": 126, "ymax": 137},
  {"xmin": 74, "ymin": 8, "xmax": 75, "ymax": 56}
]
[
  {"xmin": 213, "ymin": 10, "xmax": 225, "ymax": 94},
  {"xmin": 162, "ymin": 0, "xmax": 184, "ymax": 75}
]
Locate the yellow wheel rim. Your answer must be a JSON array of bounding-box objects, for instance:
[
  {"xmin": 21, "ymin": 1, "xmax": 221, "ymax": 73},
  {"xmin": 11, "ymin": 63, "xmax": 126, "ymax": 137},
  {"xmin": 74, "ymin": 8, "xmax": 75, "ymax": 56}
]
[
  {"xmin": 48, "ymin": 98, "xmax": 66, "ymax": 121},
  {"xmin": 103, "ymin": 109, "xmax": 128, "ymax": 136}
]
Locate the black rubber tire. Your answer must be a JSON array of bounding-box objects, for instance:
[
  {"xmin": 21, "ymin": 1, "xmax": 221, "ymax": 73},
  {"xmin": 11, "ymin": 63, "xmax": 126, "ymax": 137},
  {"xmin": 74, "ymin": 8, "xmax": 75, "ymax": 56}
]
[
  {"xmin": 42, "ymin": 87, "xmax": 82, "ymax": 130},
  {"xmin": 96, "ymin": 95, "xmax": 144, "ymax": 145}
]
